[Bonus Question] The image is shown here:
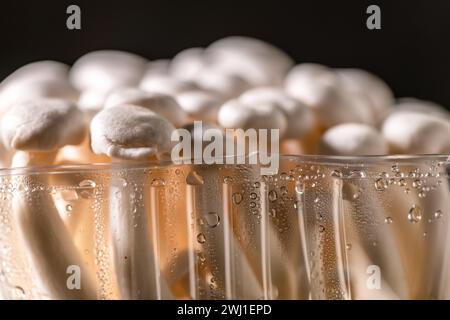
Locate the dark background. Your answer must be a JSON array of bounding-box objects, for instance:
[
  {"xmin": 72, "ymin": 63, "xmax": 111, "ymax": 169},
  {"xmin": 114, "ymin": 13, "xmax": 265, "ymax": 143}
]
[{"xmin": 0, "ymin": 0, "xmax": 449, "ymax": 109}]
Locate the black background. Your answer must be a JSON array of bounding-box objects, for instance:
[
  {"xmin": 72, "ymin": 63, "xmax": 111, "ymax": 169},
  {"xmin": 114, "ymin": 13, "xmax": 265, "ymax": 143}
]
[{"xmin": 0, "ymin": 0, "xmax": 449, "ymax": 109}]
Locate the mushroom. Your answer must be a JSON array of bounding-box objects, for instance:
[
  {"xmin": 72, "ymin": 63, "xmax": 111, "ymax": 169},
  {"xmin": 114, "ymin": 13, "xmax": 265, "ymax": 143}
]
[
  {"xmin": 90, "ymin": 104, "xmax": 175, "ymax": 299},
  {"xmin": 70, "ymin": 50, "xmax": 147, "ymax": 112},
  {"xmin": 381, "ymin": 111, "xmax": 450, "ymax": 154},
  {"xmin": 104, "ymin": 87, "xmax": 188, "ymax": 127},
  {"xmin": 1, "ymin": 98, "xmax": 96, "ymax": 299},
  {"xmin": 336, "ymin": 68, "xmax": 394, "ymax": 123},
  {"xmin": 284, "ymin": 63, "xmax": 373, "ymax": 128},
  {"xmin": 176, "ymin": 90, "xmax": 223, "ymax": 123},
  {"xmin": 318, "ymin": 123, "xmax": 389, "ymax": 156},
  {"xmin": 206, "ymin": 36, "xmax": 294, "ymax": 87},
  {"xmin": 217, "ymin": 99, "xmax": 288, "ymax": 136}
]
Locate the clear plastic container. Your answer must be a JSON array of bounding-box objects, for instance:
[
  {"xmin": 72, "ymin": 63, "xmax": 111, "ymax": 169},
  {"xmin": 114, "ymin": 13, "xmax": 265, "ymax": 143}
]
[{"xmin": 0, "ymin": 155, "xmax": 448, "ymax": 300}]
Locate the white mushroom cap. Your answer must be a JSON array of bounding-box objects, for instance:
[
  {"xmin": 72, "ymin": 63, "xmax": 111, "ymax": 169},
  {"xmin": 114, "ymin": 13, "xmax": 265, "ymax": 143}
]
[
  {"xmin": 195, "ymin": 69, "xmax": 250, "ymax": 99},
  {"xmin": 104, "ymin": 87, "xmax": 188, "ymax": 126},
  {"xmin": 90, "ymin": 104, "xmax": 175, "ymax": 160},
  {"xmin": 318, "ymin": 123, "xmax": 388, "ymax": 156},
  {"xmin": 1, "ymin": 98, "xmax": 86, "ymax": 152},
  {"xmin": 139, "ymin": 74, "xmax": 198, "ymax": 95},
  {"xmin": 143, "ymin": 59, "xmax": 171, "ymax": 76},
  {"xmin": 0, "ymin": 61, "xmax": 71, "ymax": 87},
  {"xmin": 217, "ymin": 99, "xmax": 287, "ymax": 135},
  {"xmin": 0, "ymin": 61, "xmax": 78, "ymax": 112},
  {"xmin": 284, "ymin": 63, "xmax": 373, "ymax": 127},
  {"xmin": 239, "ymin": 87, "xmax": 316, "ymax": 139},
  {"xmin": 336, "ymin": 68, "xmax": 394, "ymax": 122},
  {"xmin": 170, "ymin": 47, "xmax": 207, "ymax": 81},
  {"xmin": 70, "ymin": 50, "xmax": 147, "ymax": 92},
  {"xmin": 77, "ymin": 89, "xmax": 109, "ymax": 112},
  {"xmin": 206, "ymin": 36, "xmax": 294, "ymax": 87},
  {"xmin": 389, "ymin": 98, "xmax": 450, "ymax": 119},
  {"xmin": 176, "ymin": 90, "xmax": 223, "ymax": 122},
  {"xmin": 381, "ymin": 111, "xmax": 450, "ymax": 154}
]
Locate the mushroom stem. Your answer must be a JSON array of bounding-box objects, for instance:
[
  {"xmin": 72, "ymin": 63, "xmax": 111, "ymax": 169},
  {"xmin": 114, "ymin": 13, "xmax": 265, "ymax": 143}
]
[{"xmin": 11, "ymin": 151, "xmax": 97, "ymax": 299}]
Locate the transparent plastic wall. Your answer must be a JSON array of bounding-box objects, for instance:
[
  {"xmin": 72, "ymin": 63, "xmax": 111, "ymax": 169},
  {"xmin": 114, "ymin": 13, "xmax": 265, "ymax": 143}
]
[{"xmin": 0, "ymin": 155, "xmax": 449, "ymax": 300}]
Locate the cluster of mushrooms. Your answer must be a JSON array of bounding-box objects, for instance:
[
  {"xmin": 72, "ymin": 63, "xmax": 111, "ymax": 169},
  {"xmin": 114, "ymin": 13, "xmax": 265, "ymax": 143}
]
[
  {"xmin": 0, "ymin": 36, "xmax": 450, "ymax": 300},
  {"xmin": 1, "ymin": 36, "xmax": 449, "ymax": 169}
]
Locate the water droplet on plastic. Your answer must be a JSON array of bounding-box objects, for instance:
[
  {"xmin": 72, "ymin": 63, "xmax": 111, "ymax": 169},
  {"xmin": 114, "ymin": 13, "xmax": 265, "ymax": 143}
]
[
  {"xmin": 250, "ymin": 192, "xmax": 258, "ymax": 200},
  {"xmin": 223, "ymin": 176, "xmax": 234, "ymax": 184},
  {"xmin": 434, "ymin": 210, "xmax": 443, "ymax": 219},
  {"xmin": 318, "ymin": 225, "xmax": 325, "ymax": 233},
  {"xmin": 13, "ymin": 286, "xmax": 25, "ymax": 299},
  {"xmin": 375, "ymin": 178, "xmax": 388, "ymax": 191},
  {"xmin": 268, "ymin": 190, "xmax": 277, "ymax": 202},
  {"xmin": 412, "ymin": 179, "xmax": 423, "ymax": 188},
  {"xmin": 295, "ymin": 182, "xmax": 304, "ymax": 195},
  {"xmin": 186, "ymin": 171, "xmax": 204, "ymax": 185},
  {"xmin": 77, "ymin": 180, "xmax": 96, "ymax": 199},
  {"xmin": 348, "ymin": 170, "xmax": 366, "ymax": 178},
  {"xmin": 79, "ymin": 179, "xmax": 96, "ymax": 188},
  {"xmin": 331, "ymin": 170, "xmax": 342, "ymax": 178},
  {"xmin": 269, "ymin": 208, "xmax": 277, "ymax": 218},
  {"xmin": 384, "ymin": 217, "xmax": 393, "ymax": 224},
  {"xmin": 66, "ymin": 204, "xmax": 73, "ymax": 212},
  {"xmin": 205, "ymin": 212, "xmax": 220, "ymax": 228},
  {"xmin": 151, "ymin": 178, "xmax": 166, "ymax": 187},
  {"xmin": 232, "ymin": 192, "xmax": 243, "ymax": 205},
  {"xmin": 408, "ymin": 205, "xmax": 422, "ymax": 223},
  {"xmin": 346, "ymin": 243, "xmax": 352, "ymax": 250},
  {"xmin": 197, "ymin": 233, "xmax": 206, "ymax": 244}
]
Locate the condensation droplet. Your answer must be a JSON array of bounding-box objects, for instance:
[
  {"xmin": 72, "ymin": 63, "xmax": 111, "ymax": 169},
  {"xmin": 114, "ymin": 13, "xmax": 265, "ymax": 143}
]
[
  {"xmin": 205, "ymin": 212, "xmax": 220, "ymax": 228},
  {"xmin": 66, "ymin": 204, "xmax": 73, "ymax": 212},
  {"xmin": 232, "ymin": 192, "xmax": 243, "ymax": 205},
  {"xmin": 346, "ymin": 243, "xmax": 352, "ymax": 250},
  {"xmin": 223, "ymin": 176, "xmax": 234, "ymax": 184},
  {"xmin": 151, "ymin": 178, "xmax": 166, "ymax": 187},
  {"xmin": 295, "ymin": 182, "xmax": 304, "ymax": 195},
  {"xmin": 13, "ymin": 286, "xmax": 26, "ymax": 299},
  {"xmin": 331, "ymin": 170, "xmax": 342, "ymax": 178},
  {"xmin": 314, "ymin": 197, "xmax": 319, "ymax": 203},
  {"xmin": 375, "ymin": 178, "xmax": 388, "ymax": 191},
  {"xmin": 434, "ymin": 210, "xmax": 443, "ymax": 219},
  {"xmin": 412, "ymin": 179, "xmax": 423, "ymax": 188},
  {"xmin": 79, "ymin": 179, "xmax": 96, "ymax": 188},
  {"xmin": 384, "ymin": 217, "xmax": 393, "ymax": 224},
  {"xmin": 318, "ymin": 225, "xmax": 325, "ymax": 233},
  {"xmin": 197, "ymin": 233, "xmax": 206, "ymax": 244},
  {"xmin": 408, "ymin": 205, "xmax": 422, "ymax": 224},
  {"xmin": 269, "ymin": 208, "xmax": 277, "ymax": 218},
  {"xmin": 268, "ymin": 190, "xmax": 278, "ymax": 202},
  {"xmin": 250, "ymin": 192, "xmax": 258, "ymax": 200},
  {"xmin": 78, "ymin": 179, "xmax": 96, "ymax": 199},
  {"xmin": 348, "ymin": 170, "xmax": 366, "ymax": 179},
  {"xmin": 186, "ymin": 171, "xmax": 204, "ymax": 185}
]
